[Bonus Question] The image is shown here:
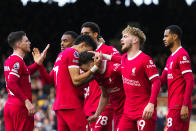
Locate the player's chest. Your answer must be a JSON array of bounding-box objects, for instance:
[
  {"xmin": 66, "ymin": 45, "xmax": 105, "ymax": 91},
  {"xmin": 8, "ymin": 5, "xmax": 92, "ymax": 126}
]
[
  {"xmin": 22, "ymin": 65, "xmax": 31, "ymax": 83},
  {"xmin": 167, "ymin": 57, "xmax": 180, "ymax": 73},
  {"xmin": 121, "ymin": 61, "xmax": 144, "ymax": 78}
]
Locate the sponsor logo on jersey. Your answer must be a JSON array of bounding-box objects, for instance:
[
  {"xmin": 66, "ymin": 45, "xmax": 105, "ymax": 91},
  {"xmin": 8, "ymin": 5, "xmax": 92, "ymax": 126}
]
[
  {"xmin": 147, "ymin": 60, "xmax": 156, "ymax": 68},
  {"xmin": 72, "ymin": 59, "xmax": 79, "ymax": 63},
  {"xmin": 74, "ymin": 51, "xmax": 79, "ymax": 58},
  {"xmin": 149, "ymin": 60, "xmax": 153, "ymax": 64},
  {"xmin": 167, "ymin": 74, "xmax": 173, "ymax": 79},
  {"xmin": 123, "ymin": 76, "xmax": 141, "ymax": 86},
  {"xmin": 180, "ymin": 56, "xmax": 190, "ymax": 64},
  {"xmin": 113, "ymin": 63, "xmax": 120, "ymax": 71}
]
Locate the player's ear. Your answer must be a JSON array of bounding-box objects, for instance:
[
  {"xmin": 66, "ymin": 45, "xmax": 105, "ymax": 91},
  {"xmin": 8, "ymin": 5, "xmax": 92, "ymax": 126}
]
[
  {"xmin": 14, "ymin": 41, "xmax": 21, "ymax": 49},
  {"xmin": 93, "ymin": 32, "xmax": 98, "ymax": 40},
  {"xmin": 133, "ymin": 36, "xmax": 139, "ymax": 44},
  {"xmin": 79, "ymin": 42, "xmax": 85, "ymax": 48},
  {"xmin": 173, "ymin": 34, "xmax": 178, "ymax": 40}
]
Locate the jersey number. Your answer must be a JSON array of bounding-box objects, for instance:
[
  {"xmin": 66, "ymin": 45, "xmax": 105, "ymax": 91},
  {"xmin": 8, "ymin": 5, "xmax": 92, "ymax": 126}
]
[
  {"xmin": 96, "ymin": 115, "xmax": 108, "ymax": 126},
  {"xmin": 137, "ymin": 120, "xmax": 145, "ymax": 130},
  {"xmin": 167, "ymin": 118, "xmax": 172, "ymax": 127},
  {"xmin": 54, "ymin": 66, "xmax": 59, "ymax": 86}
]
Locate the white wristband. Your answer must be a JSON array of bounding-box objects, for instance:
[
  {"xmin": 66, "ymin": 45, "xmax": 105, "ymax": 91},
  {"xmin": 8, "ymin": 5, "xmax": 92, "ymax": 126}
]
[
  {"xmin": 90, "ymin": 65, "xmax": 99, "ymax": 73},
  {"xmin": 103, "ymin": 54, "xmax": 112, "ymax": 61}
]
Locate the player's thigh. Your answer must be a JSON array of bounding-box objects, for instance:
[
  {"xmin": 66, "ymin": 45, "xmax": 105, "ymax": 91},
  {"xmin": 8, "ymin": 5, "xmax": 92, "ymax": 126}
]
[
  {"xmin": 87, "ymin": 121, "xmax": 96, "ymax": 131},
  {"xmin": 117, "ymin": 114, "xmax": 137, "ymax": 131},
  {"xmin": 4, "ymin": 104, "xmax": 14, "ymax": 131},
  {"xmin": 93, "ymin": 109, "xmax": 113, "ymax": 131},
  {"xmin": 11, "ymin": 105, "xmax": 34, "ymax": 131},
  {"xmin": 113, "ymin": 113, "xmax": 122, "ymax": 131},
  {"xmin": 55, "ymin": 110, "xmax": 69, "ymax": 131},
  {"xmin": 166, "ymin": 109, "xmax": 191, "ymax": 131},
  {"xmin": 65, "ymin": 109, "xmax": 87, "ymax": 131},
  {"xmin": 137, "ymin": 118, "xmax": 156, "ymax": 131}
]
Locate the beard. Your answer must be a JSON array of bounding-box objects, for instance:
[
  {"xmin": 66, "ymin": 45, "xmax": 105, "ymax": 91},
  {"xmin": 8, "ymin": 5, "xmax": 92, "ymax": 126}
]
[
  {"xmin": 121, "ymin": 43, "xmax": 133, "ymax": 53},
  {"xmin": 166, "ymin": 42, "xmax": 174, "ymax": 49}
]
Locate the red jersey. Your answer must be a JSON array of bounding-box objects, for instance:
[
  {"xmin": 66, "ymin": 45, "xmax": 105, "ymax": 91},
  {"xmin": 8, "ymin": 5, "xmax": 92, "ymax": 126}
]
[
  {"xmin": 121, "ymin": 51, "xmax": 159, "ymax": 120},
  {"xmin": 164, "ymin": 47, "xmax": 193, "ymax": 109},
  {"xmin": 52, "ymin": 48, "xmax": 81, "ymax": 110},
  {"xmin": 83, "ymin": 43, "xmax": 121, "ymax": 116},
  {"xmin": 95, "ymin": 60, "xmax": 125, "ymax": 115},
  {"xmin": 4, "ymin": 54, "xmax": 39, "ymax": 104}
]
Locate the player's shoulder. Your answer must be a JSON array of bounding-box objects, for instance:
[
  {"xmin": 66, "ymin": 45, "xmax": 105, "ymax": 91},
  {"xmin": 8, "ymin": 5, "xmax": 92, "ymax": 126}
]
[
  {"xmin": 140, "ymin": 52, "xmax": 152, "ymax": 60},
  {"xmin": 6, "ymin": 55, "xmax": 24, "ymax": 65},
  {"xmin": 63, "ymin": 48, "xmax": 79, "ymax": 57},
  {"xmin": 178, "ymin": 47, "xmax": 189, "ymax": 56}
]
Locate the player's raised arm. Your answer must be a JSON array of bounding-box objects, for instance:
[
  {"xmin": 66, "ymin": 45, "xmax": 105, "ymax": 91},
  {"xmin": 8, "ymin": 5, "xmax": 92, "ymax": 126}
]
[{"xmin": 29, "ymin": 44, "xmax": 50, "ymax": 75}]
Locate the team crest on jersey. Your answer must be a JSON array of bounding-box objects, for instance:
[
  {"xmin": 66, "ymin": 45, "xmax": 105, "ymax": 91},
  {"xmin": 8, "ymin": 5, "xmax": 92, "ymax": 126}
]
[
  {"xmin": 170, "ymin": 62, "xmax": 173, "ymax": 69},
  {"xmin": 13, "ymin": 62, "xmax": 20, "ymax": 70},
  {"xmin": 74, "ymin": 51, "xmax": 79, "ymax": 58},
  {"xmin": 132, "ymin": 67, "xmax": 136, "ymax": 76}
]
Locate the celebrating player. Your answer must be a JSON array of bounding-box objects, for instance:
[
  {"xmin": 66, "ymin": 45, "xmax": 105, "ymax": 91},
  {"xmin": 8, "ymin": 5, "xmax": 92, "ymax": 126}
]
[
  {"xmin": 81, "ymin": 21, "xmax": 121, "ymax": 131},
  {"xmin": 38, "ymin": 34, "xmax": 99, "ymax": 131},
  {"xmin": 97, "ymin": 25, "xmax": 161, "ymax": 131},
  {"xmin": 4, "ymin": 31, "xmax": 49, "ymax": 131},
  {"xmin": 79, "ymin": 51, "xmax": 125, "ymax": 131},
  {"xmin": 161, "ymin": 25, "xmax": 194, "ymax": 131}
]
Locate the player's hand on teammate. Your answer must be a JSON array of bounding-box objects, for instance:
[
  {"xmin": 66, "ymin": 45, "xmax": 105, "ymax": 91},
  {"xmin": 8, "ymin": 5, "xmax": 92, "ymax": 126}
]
[
  {"xmin": 87, "ymin": 114, "xmax": 99, "ymax": 123},
  {"xmin": 180, "ymin": 105, "xmax": 189, "ymax": 121},
  {"xmin": 94, "ymin": 51, "xmax": 103, "ymax": 67},
  {"xmin": 25, "ymin": 99, "xmax": 35, "ymax": 116},
  {"xmin": 142, "ymin": 103, "xmax": 154, "ymax": 120},
  {"xmin": 32, "ymin": 44, "xmax": 50, "ymax": 65}
]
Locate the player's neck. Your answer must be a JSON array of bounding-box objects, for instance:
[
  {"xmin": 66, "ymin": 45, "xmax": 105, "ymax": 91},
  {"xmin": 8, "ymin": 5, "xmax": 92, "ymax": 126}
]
[
  {"xmin": 170, "ymin": 41, "xmax": 181, "ymax": 54},
  {"xmin": 13, "ymin": 49, "xmax": 25, "ymax": 58},
  {"xmin": 127, "ymin": 46, "xmax": 140, "ymax": 59}
]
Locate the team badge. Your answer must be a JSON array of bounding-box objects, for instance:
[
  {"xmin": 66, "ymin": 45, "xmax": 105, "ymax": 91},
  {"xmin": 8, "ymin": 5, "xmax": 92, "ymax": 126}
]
[
  {"xmin": 74, "ymin": 51, "xmax": 79, "ymax": 58},
  {"xmin": 132, "ymin": 67, "xmax": 136, "ymax": 76}
]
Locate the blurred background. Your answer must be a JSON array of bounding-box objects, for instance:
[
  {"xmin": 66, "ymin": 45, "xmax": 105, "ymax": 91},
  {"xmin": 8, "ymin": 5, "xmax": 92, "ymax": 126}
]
[{"xmin": 0, "ymin": 0, "xmax": 196, "ymax": 130}]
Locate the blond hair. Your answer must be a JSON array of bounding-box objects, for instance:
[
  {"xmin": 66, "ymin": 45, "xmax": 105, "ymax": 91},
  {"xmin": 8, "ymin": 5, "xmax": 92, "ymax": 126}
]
[{"xmin": 122, "ymin": 25, "xmax": 146, "ymax": 46}]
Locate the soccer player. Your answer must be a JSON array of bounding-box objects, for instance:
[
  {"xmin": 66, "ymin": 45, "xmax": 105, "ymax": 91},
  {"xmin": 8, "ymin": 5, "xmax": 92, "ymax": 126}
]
[
  {"xmin": 79, "ymin": 51, "xmax": 125, "ymax": 131},
  {"xmin": 161, "ymin": 25, "xmax": 194, "ymax": 131},
  {"xmin": 81, "ymin": 21, "xmax": 121, "ymax": 131},
  {"xmin": 38, "ymin": 35, "xmax": 98, "ymax": 131},
  {"xmin": 60, "ymin": 31, "xmax": 78, "ymax": 51},
  {"xmin": 3, "ymin": 31, "xmax": 49, "ymax": 131},
  {"xmin": 97, "ymin": 25, "xmax": 161, "ymax": 131}
]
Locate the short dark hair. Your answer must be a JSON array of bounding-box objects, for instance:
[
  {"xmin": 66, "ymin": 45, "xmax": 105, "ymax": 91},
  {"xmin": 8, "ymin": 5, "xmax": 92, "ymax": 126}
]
[
  {"xmin": 166, "ymin": 25, "xmax": 183, "ymax": 40},
  {"xmin": 81, "ymin": 22, "xmax": 100, "ymax": 37},
  {"xmin": 79, "ymin": 51, "xmax": 94, "ymax": 66},
  {"xmin": 7, "ymin": 31, "xmax": 26, "ymax": 48},
  {"xmin": 74, "ymin": 34, "xmax": 97, "ymax": 51},
  {"xmin": 63, "ymin": 31, "xmax": 78, "ymax": 40}
]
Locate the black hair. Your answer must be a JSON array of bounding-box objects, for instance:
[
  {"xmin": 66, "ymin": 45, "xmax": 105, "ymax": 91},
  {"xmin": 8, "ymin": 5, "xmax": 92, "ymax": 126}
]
[
  {"xmin": 63, "ymin": 31, "xmax": 78, "ymax": 40},
  {"xmin": 81, "ymin": 22, "xmax": 100, "ymax": 37},
  {"xmin": 165, "ymin": 25, "xmax": 183, "ymax": 40},
  {"xmin": 79, "ymin": 51, "xmax": 95, "ymax": 66},
  {"xmin": 7, "ymin": 31, "xmax": 26, "ymax": 48},
  {"xmin": 74, "ymin": 34, "xmax": 97, "ymax": 51}
]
